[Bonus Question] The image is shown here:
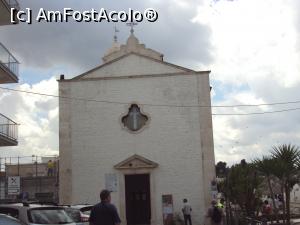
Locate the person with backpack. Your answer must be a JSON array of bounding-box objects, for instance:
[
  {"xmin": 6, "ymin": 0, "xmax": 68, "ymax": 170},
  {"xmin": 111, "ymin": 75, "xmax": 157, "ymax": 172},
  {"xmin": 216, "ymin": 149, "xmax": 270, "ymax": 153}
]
[{"xmin": 206, "ymin": 199, "xmax": 223, "ymax": 225}]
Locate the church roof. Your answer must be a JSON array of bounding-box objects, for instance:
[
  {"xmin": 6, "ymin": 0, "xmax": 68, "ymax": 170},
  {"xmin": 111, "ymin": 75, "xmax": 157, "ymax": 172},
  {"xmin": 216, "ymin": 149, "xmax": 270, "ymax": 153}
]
[
  {"xmin": 70, "ymin": 52, "xmax": 200, "ymax": 81},
  {"xmin": 59, "ymin": 32, "xmax": 211, "ymax": 81},
  {"xmin": 102, "ymin": 32, "xmax": 163, "ymax": 63},
  {"xmin": 103, "ymin": 41, "xmax": 120, "ymax": 57}
]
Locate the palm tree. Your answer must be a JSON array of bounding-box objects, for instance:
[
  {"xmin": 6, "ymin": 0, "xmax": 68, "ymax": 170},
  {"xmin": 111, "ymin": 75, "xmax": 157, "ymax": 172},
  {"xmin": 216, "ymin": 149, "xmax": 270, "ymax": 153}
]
[
  {"xmin": 227, "ymin": 161, "xmax": 262, "ymax": 217},
  {"xmin": 271, "ymin": 144, "xmax": 300, "ymax": 225},
  {"xmin": 253, "ymin": 156, "xmax": 279, "ymax": 222}
]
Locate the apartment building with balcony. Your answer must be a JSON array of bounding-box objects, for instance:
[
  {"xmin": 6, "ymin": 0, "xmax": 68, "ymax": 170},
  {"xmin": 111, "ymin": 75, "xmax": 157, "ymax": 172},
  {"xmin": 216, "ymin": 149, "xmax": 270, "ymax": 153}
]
[
  {"xmin": 0, "ymin": 0, "xmax": 19, "ymax": 26},
  {"xmin": 0, "ymin": 0, "xmax": 20, "ymax": 146}
]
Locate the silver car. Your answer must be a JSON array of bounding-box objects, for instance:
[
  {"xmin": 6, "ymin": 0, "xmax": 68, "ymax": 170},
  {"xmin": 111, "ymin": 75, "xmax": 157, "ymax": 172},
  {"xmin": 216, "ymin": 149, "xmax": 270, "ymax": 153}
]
[
  {"xmin": 0, "ymin": 213, "xmax": 22, "ymax": 225},
  {"xmin": 63, "ymin": 205, "xmax": 93, "ymax": 225},
  {"xmin": 0, "ymin": 203, "xmax": 76, "ymax": 225}
]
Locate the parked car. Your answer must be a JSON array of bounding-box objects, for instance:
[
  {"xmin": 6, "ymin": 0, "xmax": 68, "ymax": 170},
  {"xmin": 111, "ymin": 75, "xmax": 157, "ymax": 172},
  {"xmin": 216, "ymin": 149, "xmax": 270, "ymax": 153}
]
[
  {"xmin": 0, "ymin": 213, "xmax": 22, "ymax": 225},
  {"xmin": 0, "ymin": 203, "xmax": 76, "ymax": 225},
  {"xmin": 292, "ymin": 218, "xmax": 300, "ymax": 225},
  {"xmin": 63, "ymin": 205, "xmax": 93, "ymax": 225}
]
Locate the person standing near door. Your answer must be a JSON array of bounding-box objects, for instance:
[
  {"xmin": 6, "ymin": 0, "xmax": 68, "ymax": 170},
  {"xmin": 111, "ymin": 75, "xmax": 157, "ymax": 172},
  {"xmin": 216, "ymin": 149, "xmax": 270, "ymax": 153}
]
[
  {"xmin": 182, "ymin": 198, "xmax": 192, "ymax": 225},
  {"xmin": 89, "ymin": 189, "xmax": 121, "ymax": 225}
]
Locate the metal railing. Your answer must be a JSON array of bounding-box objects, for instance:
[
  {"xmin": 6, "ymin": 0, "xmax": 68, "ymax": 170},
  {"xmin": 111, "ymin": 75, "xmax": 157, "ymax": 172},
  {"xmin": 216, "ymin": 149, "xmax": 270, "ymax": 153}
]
[
  {"xmin": 4, "ymin": 0, "xmax": 20, "ymax": 10},
  {"xmin": 0, "ymin": 42, "xmax": 19, "ymax": 78},
  {"xmin": 0, "ymin": 113, "xmax": 18, "ymax": 141}
]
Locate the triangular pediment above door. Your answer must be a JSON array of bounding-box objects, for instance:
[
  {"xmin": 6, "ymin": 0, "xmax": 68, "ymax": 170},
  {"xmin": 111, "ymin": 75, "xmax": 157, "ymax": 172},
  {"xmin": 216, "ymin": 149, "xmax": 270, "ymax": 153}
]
[{"xmin": 114, "ymin": 154, "xmax": 158, "ymax": 169}]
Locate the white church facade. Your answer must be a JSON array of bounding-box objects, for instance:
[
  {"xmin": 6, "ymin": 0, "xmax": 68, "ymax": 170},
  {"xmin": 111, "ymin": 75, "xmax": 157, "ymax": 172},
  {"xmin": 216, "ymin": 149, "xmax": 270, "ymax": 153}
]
[{"xmin": 58, "ymin": 30, "xmax": 215, "ymax": 225}]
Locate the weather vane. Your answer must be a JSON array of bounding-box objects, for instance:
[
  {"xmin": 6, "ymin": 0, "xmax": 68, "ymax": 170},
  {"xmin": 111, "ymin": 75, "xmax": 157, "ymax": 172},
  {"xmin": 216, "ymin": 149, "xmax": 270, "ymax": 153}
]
[
  {"xmin": 114, "ymin": 25, "xmax": 119, "ymax": 43},
  {"xmin": 126, "ymin": 22, "xmax": 138, "ymax": 34}
]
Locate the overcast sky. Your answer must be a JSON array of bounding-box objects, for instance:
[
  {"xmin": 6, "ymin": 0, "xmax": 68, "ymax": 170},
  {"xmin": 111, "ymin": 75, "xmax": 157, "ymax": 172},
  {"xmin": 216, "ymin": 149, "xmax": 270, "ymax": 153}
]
[{"xmin": 0, "ymin": 0, "xmax": 300, "ymax": 165}]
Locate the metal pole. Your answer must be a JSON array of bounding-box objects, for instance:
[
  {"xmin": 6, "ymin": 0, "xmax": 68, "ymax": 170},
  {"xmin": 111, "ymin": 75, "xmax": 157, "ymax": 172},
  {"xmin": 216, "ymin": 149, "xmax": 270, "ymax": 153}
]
[
  {"xmin": 56, "ymin": 158, "xmax": 59, "ymax": 203},
  {"xmin": 17, "ymin": 156, "xmax": 19, "ymax": 176},
  {"xmin": 0, "ymin": 157, "xmax": 1, "ymax": 200},
  {"xmin": 4, "ymin": 158, "xmax": 7, "ymax": 200},
  {"xmin": 35, "ymin": 156, "xmax": 38, "ymax": 197},
  {"xmin": 35, "ymin": 156, "xmax": 38, "ymax": 177}
]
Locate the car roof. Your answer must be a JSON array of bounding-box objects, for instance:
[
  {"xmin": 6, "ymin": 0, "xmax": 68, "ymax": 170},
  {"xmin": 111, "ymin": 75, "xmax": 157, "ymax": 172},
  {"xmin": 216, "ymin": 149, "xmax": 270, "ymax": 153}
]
[
  {"xmin": 0, "ymin": 203, "xmax": 65, "ymax": 209},
  {"xmin": 70, "ymin": 204, "xmax": 93, "ymax": 208},
  {"xmin": 0, "ymin": 204, "xmax": 70, "ymax": 224},
  {"xmin": 61, "ymin": 204, "xmax": 93, "ymax": 209}
]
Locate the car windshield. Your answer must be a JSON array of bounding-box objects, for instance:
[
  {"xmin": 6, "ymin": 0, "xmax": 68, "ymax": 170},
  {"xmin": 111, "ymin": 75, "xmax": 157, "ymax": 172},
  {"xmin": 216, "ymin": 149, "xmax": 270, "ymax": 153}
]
[
  {"xmin": 0, "ymin": 215, "xmax": 21, "ymax": 225},
  {"xmin": 64, "ymin": 208, "xmax": 81, "ymax": 222},
  {"xmin": 80, "ymin": 206, "xmax": 92, "ymax": 216},
  {"xmin": 28, "ymin": 208, "xmax": 73, "ymax": 224}
]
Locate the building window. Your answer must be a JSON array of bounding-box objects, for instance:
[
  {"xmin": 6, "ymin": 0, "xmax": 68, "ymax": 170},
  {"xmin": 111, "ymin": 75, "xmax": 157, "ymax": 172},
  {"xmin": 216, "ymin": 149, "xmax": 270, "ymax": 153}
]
[{"xmin": 122, "ymin": 104, "xmax": 148, "ymax": 132}]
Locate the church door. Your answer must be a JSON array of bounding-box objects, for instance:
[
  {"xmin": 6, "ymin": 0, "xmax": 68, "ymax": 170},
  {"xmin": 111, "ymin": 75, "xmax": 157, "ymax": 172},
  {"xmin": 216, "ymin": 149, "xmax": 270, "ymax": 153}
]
[{"xmin": 125, "ymin": 174, "xmax": 151, "ymax": 225}]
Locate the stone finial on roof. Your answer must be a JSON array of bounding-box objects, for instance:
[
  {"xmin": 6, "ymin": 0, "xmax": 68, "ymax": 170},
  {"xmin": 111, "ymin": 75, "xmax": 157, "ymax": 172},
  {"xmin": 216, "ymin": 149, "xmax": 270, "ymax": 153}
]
[
  {"xmin": 103, "ymin": 26, "xmax": 121, "ymax": 58},
  {"xmin": 113, "ymin": 25, "xmax": 119, "ymax": 43},
  {"xmin": 102, "ymin": 26, "xmax": 164, "ymax": 63}
]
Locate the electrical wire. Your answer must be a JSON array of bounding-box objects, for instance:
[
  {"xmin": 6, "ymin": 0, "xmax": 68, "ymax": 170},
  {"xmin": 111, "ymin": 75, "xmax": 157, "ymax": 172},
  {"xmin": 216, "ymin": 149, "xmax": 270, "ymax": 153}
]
[
  {"xmin": 1, "ymin": 86, "xmax": 300, "ymax": 115},
  {"xmin": 212, "ymin": 107, "xmax": 300, "ymax": 116}
]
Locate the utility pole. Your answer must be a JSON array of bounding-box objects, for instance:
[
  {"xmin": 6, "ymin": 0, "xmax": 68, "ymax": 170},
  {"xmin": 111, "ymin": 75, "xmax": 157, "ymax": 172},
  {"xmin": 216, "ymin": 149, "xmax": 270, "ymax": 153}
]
[
  {"xmin": 0, "ymin": 157, "xmax": 1, "ymax": 200},
  {"xmin": 17, "ymin": 156, "xmax": 19, "ymax": 176},
  {"xmin": 35, "ymin": 156, "xmax": 38, "ymax": 196},
  {"xmin": 55, "ymin": 157, "xmax": 59, "ymax": 203}
]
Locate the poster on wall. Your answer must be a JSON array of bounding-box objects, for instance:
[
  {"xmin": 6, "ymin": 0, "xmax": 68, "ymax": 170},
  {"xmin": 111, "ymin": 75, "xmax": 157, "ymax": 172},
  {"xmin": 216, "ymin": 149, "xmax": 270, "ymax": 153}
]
[
  {"xmin": 162, "ymin": 194, "xmax": 173, "ymax": 225},
  {"xmin": 105, "ymin": 174, "xmax": 118, "ymax": 192}
]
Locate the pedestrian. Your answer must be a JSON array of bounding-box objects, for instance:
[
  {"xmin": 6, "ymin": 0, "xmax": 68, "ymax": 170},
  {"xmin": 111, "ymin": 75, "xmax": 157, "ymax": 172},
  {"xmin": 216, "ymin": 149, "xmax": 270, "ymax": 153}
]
[
  {"xmin": 217, "ymin": 198, "xmax": 225, "ymax": 209},
  {"xmin": 261, "ymin": 200, "xmax": 272, "ymax": 225},
  {"xmin": 262, "ymin": 200, "xmax": 272, "ymax": 215},
  {"xmin": 206, "ymin": 200, "xmax": 223, "ymax": 225},
  {"xmin": 89, "ymin": 189, "xmax": 121, "ymax": 225},
  {"xmin": 182, "ymin": 198, "xmax": 192, "ymax": 225},
  {"xmin": 47, "ymin": 160, "xmax": 54, "ymax": 176}
]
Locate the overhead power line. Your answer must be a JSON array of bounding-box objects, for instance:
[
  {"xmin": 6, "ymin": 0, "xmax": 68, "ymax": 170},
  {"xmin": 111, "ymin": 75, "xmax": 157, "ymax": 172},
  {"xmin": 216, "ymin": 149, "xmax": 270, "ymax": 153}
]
[
  {"xmin": 1, "ymin": 86, "xmax": 300, "ymax": 116},
  {"xmin": 212, "ymin": 107, "xmax": 300, "ymax": 116}
]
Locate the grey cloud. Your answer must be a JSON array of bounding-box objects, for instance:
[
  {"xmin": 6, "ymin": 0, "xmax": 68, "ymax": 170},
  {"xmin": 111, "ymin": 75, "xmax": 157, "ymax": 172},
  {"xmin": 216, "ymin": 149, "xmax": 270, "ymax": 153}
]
[
  {"xmin": 0, "ymin": 79, "xmax": 59, "ymax": 158},
  {"xmin": 213, "ymin": 78, "xmax": 300, "ymax": 165},
  {"xmin": 0, "ymin": 0, "xmax": 212, "ymax": 80}
]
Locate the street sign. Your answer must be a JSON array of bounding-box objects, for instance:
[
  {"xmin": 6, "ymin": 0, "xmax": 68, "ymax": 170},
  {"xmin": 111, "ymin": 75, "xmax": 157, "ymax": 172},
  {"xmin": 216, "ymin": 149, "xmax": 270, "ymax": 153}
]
[{"xmin": 7, "ymin": 176, "xmax": 20, "ymax": 195}]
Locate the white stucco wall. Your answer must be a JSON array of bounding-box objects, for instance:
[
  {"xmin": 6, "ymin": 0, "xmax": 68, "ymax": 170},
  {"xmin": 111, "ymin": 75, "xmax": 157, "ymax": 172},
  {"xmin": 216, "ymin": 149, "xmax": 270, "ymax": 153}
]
[
  {"xmin": 80, "ymin": 54, "xmax": 188, "ymax": 79},
  {"xmin": 59, "ymin": 55, "xmax": 215, "ymax": 225}
]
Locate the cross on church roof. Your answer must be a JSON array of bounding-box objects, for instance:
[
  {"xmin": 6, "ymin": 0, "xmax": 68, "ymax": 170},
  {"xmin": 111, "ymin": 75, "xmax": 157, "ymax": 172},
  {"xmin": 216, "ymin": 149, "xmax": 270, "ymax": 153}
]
[{"xmin": 126, "ymin": 22, "xmax": 138, "ymax": 34}]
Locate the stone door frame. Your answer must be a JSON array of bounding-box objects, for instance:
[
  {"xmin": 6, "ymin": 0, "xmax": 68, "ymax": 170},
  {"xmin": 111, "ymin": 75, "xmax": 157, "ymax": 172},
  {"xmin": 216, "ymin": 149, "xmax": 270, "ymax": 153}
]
[{"xmin": 114, "ymin": 154, "xmax": 158, "ymax": 225}]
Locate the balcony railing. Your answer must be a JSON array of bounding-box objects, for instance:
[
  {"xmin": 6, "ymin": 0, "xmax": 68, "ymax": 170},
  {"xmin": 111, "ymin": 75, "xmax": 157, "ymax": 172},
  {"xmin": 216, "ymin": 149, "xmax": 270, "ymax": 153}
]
[
  {"xmin": 4, "ymin": 0, "xmax": 20, "ymax": 10},
  {"xmin": 0, "ymin": 42, "xmax": 19, "ymax": 78},
  {"xmin": 0, "ymin": 113, "xmax": 18, "ymax": 142}
]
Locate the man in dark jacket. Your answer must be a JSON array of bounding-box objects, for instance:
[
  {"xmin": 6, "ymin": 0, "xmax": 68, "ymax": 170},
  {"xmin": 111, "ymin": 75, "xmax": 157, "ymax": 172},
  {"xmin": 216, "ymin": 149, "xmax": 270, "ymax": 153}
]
[{"xmin": 89, "ymin": 189, "xmax": 121, "ymax": 225}]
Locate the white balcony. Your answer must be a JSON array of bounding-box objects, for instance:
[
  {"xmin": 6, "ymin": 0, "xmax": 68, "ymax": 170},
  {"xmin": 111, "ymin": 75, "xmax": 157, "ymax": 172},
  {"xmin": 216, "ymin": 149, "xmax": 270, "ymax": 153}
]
[
  {"xmin": 0, "ymin": 0, "xmax": 19, "ymax": 25},
  {"xmin": 0, "ymin": 42, "xmax": 19, "ymax": 83},
  {"xmin": 0, "ymin": 113, "xmax": 18, "ymax": 146}
]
